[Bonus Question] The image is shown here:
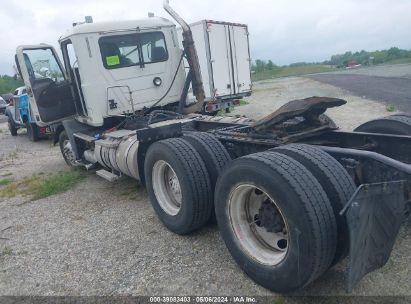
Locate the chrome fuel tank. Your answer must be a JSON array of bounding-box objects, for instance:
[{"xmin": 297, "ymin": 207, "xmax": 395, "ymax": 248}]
[{"xmin": 94, "ymin": 130, "xmax": 140, "ymax": 180}]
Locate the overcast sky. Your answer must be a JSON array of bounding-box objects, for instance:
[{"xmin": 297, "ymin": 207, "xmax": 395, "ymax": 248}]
[{"xmin": 1, "ymin": 0, "xmax": 411, "ymax": 75}]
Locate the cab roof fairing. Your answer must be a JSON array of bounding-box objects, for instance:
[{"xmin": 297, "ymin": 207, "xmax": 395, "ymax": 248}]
[{"xmin": 58, "ymin": 17, "xmax": 176, "ymax": 41}]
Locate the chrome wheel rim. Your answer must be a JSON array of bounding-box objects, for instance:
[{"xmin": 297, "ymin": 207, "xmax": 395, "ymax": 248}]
[
  {"xmin": 228, "ymin": 184, "xmax": 289, "ymax": 265},
  {"xmin": 152, "ymin": 160, "xmax": 182, "ymax": 216},
  {"xmin": 63, "ymin": 139, "xmax": 76, "ymax": 166}
]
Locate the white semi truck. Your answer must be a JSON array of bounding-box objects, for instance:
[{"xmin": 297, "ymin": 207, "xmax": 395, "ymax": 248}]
[{"xmin": 15, "ymin": 0, "xmax": 411, "ymax": 293}]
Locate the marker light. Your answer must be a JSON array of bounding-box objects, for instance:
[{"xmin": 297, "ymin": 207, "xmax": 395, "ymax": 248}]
[{"xmin": 153, "ymin": 77, "xmax": 162, "ymax": 86}]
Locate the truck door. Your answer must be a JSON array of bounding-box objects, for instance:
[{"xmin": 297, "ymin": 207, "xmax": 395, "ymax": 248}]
[
  {"xmin": 229, "ymin": 25, "xmax": 252, "ymax": 94},
  {"xmin": 98, "ymin": 31, "xmax": 174, "ymax": 114},
  {"xmin": 15, "ymin": 45, "xmax": 76, "ymax": 125}
]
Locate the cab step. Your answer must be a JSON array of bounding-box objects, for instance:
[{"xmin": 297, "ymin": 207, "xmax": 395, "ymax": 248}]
[
  {"xmin": 73, "ymin": 132, "xmax": 96, "ymax": 143},
  {"xmin": 74, "ymin": 160, "xmax": 96, "ymax": 170},
  {"xmin": 96, "ymin": 169, "xmax": 121, "ymax": 182}
]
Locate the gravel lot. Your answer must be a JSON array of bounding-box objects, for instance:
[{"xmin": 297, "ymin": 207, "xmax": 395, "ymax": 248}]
[
  {"xmin": 0, "ymin": 69, "xmax": 410, "ymax": 298},
  {"xmin": 233, "ymin": 77, "xmax": 390, "ymax": 131}
]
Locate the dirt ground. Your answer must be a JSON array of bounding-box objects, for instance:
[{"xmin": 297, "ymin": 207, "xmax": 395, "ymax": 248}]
[
  {"xmin": 233, "ymin": 77, "xmax": 390, "ymax": 131},
  {"xmin": 0, "ymin": 74, "xmax": 410, "ymax": 298}
]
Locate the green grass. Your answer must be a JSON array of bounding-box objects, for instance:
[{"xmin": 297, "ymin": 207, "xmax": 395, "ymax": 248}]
[
  {"xmin": 272, "ymin": 298, "xmax": 285, "ymax": 304},
  {"xmin": 26, "ymin": 170, "xmax": 85, "ymax": 200},
  {"xmin": 0, "ymin": 169, "xmax": 85, "ymax": 201},
  {"xmin": 252, "ymin": 65, "xmax": 336, "ymax": 82},
  {"xmin": 216, "ymin": 109, "xmax": 226, "ymax": 117},
  {"xmin": 0, "ymin": 180, "xmax": 20, "ymax": 198},
  {"xmin": 0, "ymin": 178, "xmax": 13, "ymax": 186},
  {"xmin": 386, "ymin": 105, "xmax": 396, "ymax": 112},
  {"xmin": 383, "ymin": 57, "xmax": 411, "ymax": 65},
  {"xmin": 119, "ymin": 180, "xmax": 143, "ymax": 201}
]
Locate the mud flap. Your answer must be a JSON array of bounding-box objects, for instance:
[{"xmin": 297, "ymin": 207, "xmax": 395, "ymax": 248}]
[{"xmin": 341, "ymin": 180, "xmax": 409, "ymax": 292}]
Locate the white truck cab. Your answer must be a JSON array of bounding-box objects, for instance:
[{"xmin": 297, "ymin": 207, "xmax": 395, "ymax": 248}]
[
  {"xmin": 15, "ymin": 14, "xmax": 251, "ymax": 128},
  {"xmin": 16, "ymin": 17, "xmax": 187, "ymax": 127}
]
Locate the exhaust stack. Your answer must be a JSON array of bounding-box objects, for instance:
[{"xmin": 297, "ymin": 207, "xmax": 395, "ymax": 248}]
[{"xmin": 163, "ymin": 0, "xmax": 205, "ymax": 113}]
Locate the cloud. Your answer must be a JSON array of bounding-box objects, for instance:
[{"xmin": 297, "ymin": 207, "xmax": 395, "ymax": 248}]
[{"xmin": 1, "ymin": 0, "xmax": 410, "ymax": 75}]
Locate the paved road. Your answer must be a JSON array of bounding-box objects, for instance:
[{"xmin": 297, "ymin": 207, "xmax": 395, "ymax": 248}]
[
  {"xmin": 0, "ymin": 115, "xmax": 7, "ymax": 124},
  {"xmin": 308, "ymin": 74, "xmax": 411, "ymax": 113}
]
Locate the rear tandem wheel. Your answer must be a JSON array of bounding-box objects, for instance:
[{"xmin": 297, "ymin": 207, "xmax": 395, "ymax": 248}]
[
  {"xmin": 183, "ymin": 131, "xmax": 231, "ymax": 222},
  {"xmin": 272, "ymin": 144, "xmax": 356, "ymax": 266},
  {"xmin": 144, "ymin": 137, "xmax": 213, "ymax": 235},
  {"xmin": 214, "ymin": 151, "xmax": 337, "ymax": 293}
]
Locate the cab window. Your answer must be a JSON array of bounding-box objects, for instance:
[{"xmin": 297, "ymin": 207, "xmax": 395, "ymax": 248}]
[
  {"xmin": 99, "ymin": 34, "xmax": 140, "ymax": 69},
  {"xmin": 22, "ymin": 48, "xmax": 65, "ymax": 83},
  {"xmin": 99, "ymin": 31, "xmax": 168, "ymax": 69},
  {"xmin": 140, "ymin": 32, "xmax": 168, "ymax": 64}
]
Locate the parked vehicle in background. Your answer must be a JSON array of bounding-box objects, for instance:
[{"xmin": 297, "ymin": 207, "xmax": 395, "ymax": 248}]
[
  {"xmin": 5, "ymin": 87, "xmax": 53, "ymax": 141},
  {"xmin": 0, "ymin": 96, "xmax": 7, "ymax": 114},
  {"xmin": 13, "ymin": 86, "xmax": 27, "ymax": 96},
  {"xmin": 1, "ymin": 93, "xmax": 14, "ymax": 104}
]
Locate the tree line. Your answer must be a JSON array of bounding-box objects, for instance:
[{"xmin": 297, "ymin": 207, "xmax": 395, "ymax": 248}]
[
  {"xmin": 251, "ymin": 47, "xmax": 411, "ymax": 71},
  {"xmin": 0, "ymin": 75, "xmax": 24, "ymax": 95},
  {"xmin": 325, "ymin": 47, "xmax": 411, "ymax": 67}
]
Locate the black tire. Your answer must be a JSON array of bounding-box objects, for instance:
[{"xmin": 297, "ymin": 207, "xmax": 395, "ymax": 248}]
[
  {"xmin": 271, "ymin": 144, "xmax": 356, "ymax": 265},
  {"xmin": 144, "ymin": 138, "xmax": 212, "ymax": 235},
  {"xmin": 59, "ymin": 130, "xmax": 76, "ymax": 167},
  {"xmin": 8, "ymin": 117, "xmax": 18, "ymax": 136},
  {"xmin": 183, "ymin": 132, "xmax": 231, "ymax": 188},
  {"xmin": 26, "ymin": 122, "xmax": 40, "ymax": 142},
  {"xmin": 390, "ymin": 113, "xmax": 411, "ymax": 118},
  {"xmin": 354, "ymin": 115, "xmax": 411, "ymax": 135},
  {"xmin": 215, "ymin": 151, "xmax": 337, "ymax": 293},
  {"xmin": 183, "ymin": 132, "xmax": 231, "ymax": 222}
]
